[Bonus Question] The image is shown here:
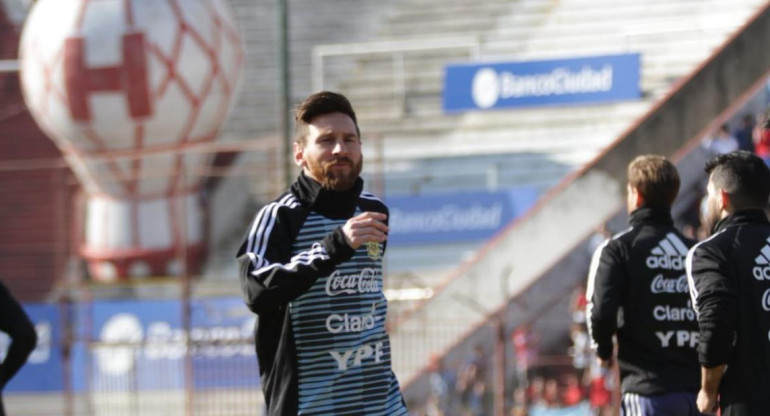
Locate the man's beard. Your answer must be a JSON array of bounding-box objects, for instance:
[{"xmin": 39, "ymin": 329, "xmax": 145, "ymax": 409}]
[
  {"xmin": 307, "ymin": 155, "xmax": 363, "ymax": 191},
  {"xmin": 702, "ymin": 195, "xmax": 722, "ymax": 236}
]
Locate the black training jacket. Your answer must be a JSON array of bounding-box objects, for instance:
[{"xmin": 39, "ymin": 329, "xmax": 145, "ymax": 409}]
[
  {"xmin": 236, "ymin": 172, "xmax": 408, "ymax": 416},
  {"xmin": 0, "ymin": 280, "xmax": 37, "ymax": 416},
  {"xmin": 686, "ymin": 209, "xmax": 770, "ymax": 415},
  {"xmin": 587, "ymin": 207, "xmax": 700, "ymax": 396}
]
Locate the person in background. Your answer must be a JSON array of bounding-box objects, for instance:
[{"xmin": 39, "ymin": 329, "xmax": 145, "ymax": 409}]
[
  {"xmin": 704, "ymin": 124, "xmax": 739, "ymax": 155},
  {"xmin": 587, "ymin": 155, "xmax": 703, "ymax": 415},
  {"xmin": 753, "ymin": 117, "xmax": 770, "ymax": 166},
  {"xmin": 686, "ymin": 151, "xmax": 770, "ymax": 415},
  {"xmin": 0, "ymin": 280, "xmax": 38, "ymax": 416},
  {"xmin": 733, "ymin": 114, "xmax": 755, "ymax": 153}
]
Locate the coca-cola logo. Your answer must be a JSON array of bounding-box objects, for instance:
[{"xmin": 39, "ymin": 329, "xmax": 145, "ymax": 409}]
[
  {"xmin": 326, "ymin": 268, "xmax": 382, "ymax": 296},
  {"xmin": 650, "ymin": 274, "xmax": 689, "ymax": 294}
]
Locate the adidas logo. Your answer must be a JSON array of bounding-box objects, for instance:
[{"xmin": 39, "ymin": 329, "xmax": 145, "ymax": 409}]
[
  {"xmin": 646, "ymin": 233, "xmax": 689, "ymax": 270},
  {"xmin": 752, "ymin": 236, "xmax": 770, "ymax": 281}
]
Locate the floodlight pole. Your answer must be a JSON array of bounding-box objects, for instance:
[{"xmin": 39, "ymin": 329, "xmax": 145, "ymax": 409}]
[{"xmin": 278, "ymin": 0, "xmax": 293, "ymax": 190}]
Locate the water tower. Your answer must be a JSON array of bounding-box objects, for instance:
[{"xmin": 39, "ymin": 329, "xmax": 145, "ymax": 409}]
[{"xmin": 19, "ymin": 0, "xmax": 244, "ymax": 281}]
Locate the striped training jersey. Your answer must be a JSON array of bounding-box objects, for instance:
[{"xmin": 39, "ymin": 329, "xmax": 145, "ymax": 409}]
[{"xmin": 236, "ymin": 173, "xmax": 408, "ymax": 416}]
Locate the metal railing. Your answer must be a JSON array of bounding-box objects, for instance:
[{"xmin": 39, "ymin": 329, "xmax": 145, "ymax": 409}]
[{"xmin": 312, "ymin": 36, "xmax": 481, "ymax": 113}]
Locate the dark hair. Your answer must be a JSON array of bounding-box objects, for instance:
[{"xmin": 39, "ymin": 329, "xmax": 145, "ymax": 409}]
[
  {"xmin": 627, "ymin": 154, "xmax": 680, "ymax": 208},
  {"xmin": 705, "ymin": 150, "xmax": 770, "ymax": 210},
  {"xmin": 294, "ymin": 91, "xmax": 359, "ymax": 144}
]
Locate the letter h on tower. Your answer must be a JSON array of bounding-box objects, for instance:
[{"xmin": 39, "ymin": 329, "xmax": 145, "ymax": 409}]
[{"xmin": 64, "ymin": 32, "xmax": 152, "ymax": 121}]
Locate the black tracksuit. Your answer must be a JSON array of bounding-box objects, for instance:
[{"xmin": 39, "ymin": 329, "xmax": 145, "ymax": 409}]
[
  {"xmin": 587, "ymin": 207, "xmax": 700, "ymax": 396},
  {"xmin": 686, "ymin": 209, "xmax": 770, "ymax": 415},
  {"xmin": 0, "ymin": 280, "xmax": 37, "ymax": 416}
]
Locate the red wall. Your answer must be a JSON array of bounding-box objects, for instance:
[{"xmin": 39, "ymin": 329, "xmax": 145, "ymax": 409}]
[{"xmin": 0, "ymin": 9, "xmax": 78, "ymax": 301}]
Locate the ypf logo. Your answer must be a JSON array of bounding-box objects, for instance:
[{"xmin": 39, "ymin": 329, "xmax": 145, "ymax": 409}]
[
  {"xmin": 472, "ymin": 67, "xmax": 500, "ymax": 109},
  {"xmin": 752, "ymin": 237, "xmax": 770, "ymax": 281}
]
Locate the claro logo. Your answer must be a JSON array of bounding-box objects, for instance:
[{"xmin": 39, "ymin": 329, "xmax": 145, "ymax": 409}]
[
  {"xmin": 326, "ymin": 268, "xmax": 382, "ymax": 296},
  {"xmin": 326, "ymin": 312, "xmax": 377, "ymax": 334}
]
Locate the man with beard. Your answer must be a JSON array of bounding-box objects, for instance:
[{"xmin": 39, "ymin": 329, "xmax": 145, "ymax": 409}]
[
  {"xmin": 686, "ymin": 150, "xmax": 770, "ymax": 415},
  {"xmin": 236, "ymin": 91, "xmax": 408, "ymax": 415},
  {"xmin": 587, "ymin": 155, "xmax": 702, "ymax": 415}
]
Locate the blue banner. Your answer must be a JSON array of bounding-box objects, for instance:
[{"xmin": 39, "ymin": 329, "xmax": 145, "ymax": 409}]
[
  {"xmin": 385, "ymin": 188, "xmax": 539, "ymax": 245},
  {"xmin": 0, "ymin": 304, "xmax": 63, "ymax": 392},
  {"xmin": 4, "ymin": 297, "xmax": 257, "ymax": 393},
  {"xmin": 443, "ymin": 54, "xmax": 640, "ymax": 112},
  {"xmin": 74, "ymin": 298, "xmax": 258, "ymax": 392}
]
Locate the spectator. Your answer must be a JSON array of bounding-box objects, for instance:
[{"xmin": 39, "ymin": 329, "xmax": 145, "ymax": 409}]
[
  {"xmin": 466, "ymin": 380, "xmax": 491, "ymax": 416},
  {"xmin": 562, "ymin": 373, "xmax": 585, "ymax": 407},
  {"xmin": 512, "ymin": 325, "xmax": 539, "ymax": 388},
  {"xmin": 456, "ymin": 345, "xmax": 487, "ymax": 413},
  {"xmin": 734, "ymin": 114, "xmax": 756, "ymax": 153},
  {"xmin": 570, "ymin": 284, "xmax": 588, "ymax": 325},
  {"xmin": 528, "ymin": 376, "xmax": 546, "ymax": 407},
  {"xmin": 510, "ymin": 387, "xmax": 529, "ymax": 416},
  {"xmin": 754, "ymin": 117, "xmax": 770, "ymax": 166},
  {"xmin": 568, "ymin": 322, "xmax": 591, "ymax": 376},
  {"xmin": 426, "ymin": 355, "xmax": 451, "ymax": 416},
  {"xmin": 542, "ymin": 378, "xmax": 561, "ymax": 408},
  {"xmin": 703, "ymin": 123, "xmax": 739, "ymax": 155},
  {"xmin": 587, "ymin": 364, "xmax": 613, "ymax": 416}
]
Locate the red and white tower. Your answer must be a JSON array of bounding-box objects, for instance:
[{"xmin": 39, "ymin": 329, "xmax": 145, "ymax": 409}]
[{"xmin": 19, "ymin": 0, "xmax": 244, "ymax": 282}]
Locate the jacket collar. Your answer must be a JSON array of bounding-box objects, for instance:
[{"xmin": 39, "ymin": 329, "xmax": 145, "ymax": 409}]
[
  {"xmin": 713, "ymin": 209, "xmax": 769, "ymax": 233},
  {"xmin": 291, "ymin": 171, "xmax": 363, "ymax": 219},
  {"xmin": 628, "ymin": 206, "xmax": 674, "ymax": 227}
]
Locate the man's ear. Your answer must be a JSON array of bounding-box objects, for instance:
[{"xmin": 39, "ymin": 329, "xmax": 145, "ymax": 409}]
[
  {"xmin": 634, "ymin": 190, "xmax": 645, "ymax": 209},
  {"xmin": 719, "ymin": 188, "xmax": 731, "ymax": 212},
  {"xmin": 293, "ymin": 142, "xmax": 305, "ymax": 167}
]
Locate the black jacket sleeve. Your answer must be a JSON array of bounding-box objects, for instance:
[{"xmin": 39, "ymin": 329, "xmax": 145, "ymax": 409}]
[
  {"xmin": 587, "ymin": 239, "xmax": 627, "ymax": 360},
  {"xmin": 686, "ymin": 242, "xmax": 737, "ymax": 367},
  {"xmin": 0, "ymin": 281, "xmax": 37, "ymax": 389},
  {"xmin": 236, "ymin": 202, "xmax": 355, "ymax": 313}
]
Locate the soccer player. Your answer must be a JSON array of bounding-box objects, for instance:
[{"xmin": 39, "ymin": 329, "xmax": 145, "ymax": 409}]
[
  {"xmin": 686, "ymin": 150, "xmax": 770, "ymax": 415},
  {"xmin": 587, "ymin": 155, "xmax": 702, "ymax": 415},
  {"xmin": 236, "ymin": 91, "xmax": 408, "ymax": 415},
  {"xmin": 0, "ymin": 280, "xmax": 38, "ymax": 416}
]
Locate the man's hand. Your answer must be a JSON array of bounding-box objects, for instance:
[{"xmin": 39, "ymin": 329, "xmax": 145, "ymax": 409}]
[
  {"xmin": 697, "ymin": 388, "xmax": 718, "ymax": 414},
  {"xmin": 697, "ymin": 365, "xmax": 725, "ymax": 415},
  {"xmin": 341, "ymin": 212, "xmax": 388, "ymax": 249}
]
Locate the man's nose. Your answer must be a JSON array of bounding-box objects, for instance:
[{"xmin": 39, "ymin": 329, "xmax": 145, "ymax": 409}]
[{"xmin": 332, "ymin": 140, "xmax": 348, "ymax": 154}]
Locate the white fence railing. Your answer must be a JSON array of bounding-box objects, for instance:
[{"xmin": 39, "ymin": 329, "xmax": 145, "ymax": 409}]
[{"xmin": 312, "ymin": 36, "xmax": 481, "ymax": 111}]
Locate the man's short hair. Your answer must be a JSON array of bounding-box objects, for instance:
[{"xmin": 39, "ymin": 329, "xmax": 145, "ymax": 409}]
[
  {"xmin": 294, "ymin": 91, "xmax": 360, "ymax": 144},
  {"xmin": 627, "ymin": 154, "xmax": 680, "ymax": 209},
  {"xmin": 705, "ymin": 150, "xmax": 770, "ymax": 210}
]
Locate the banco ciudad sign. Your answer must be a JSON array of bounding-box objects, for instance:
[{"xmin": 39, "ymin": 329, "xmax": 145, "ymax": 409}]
[{"xmin": 443, "ymin": 53, "xmax": 641, "ymax": 112}]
